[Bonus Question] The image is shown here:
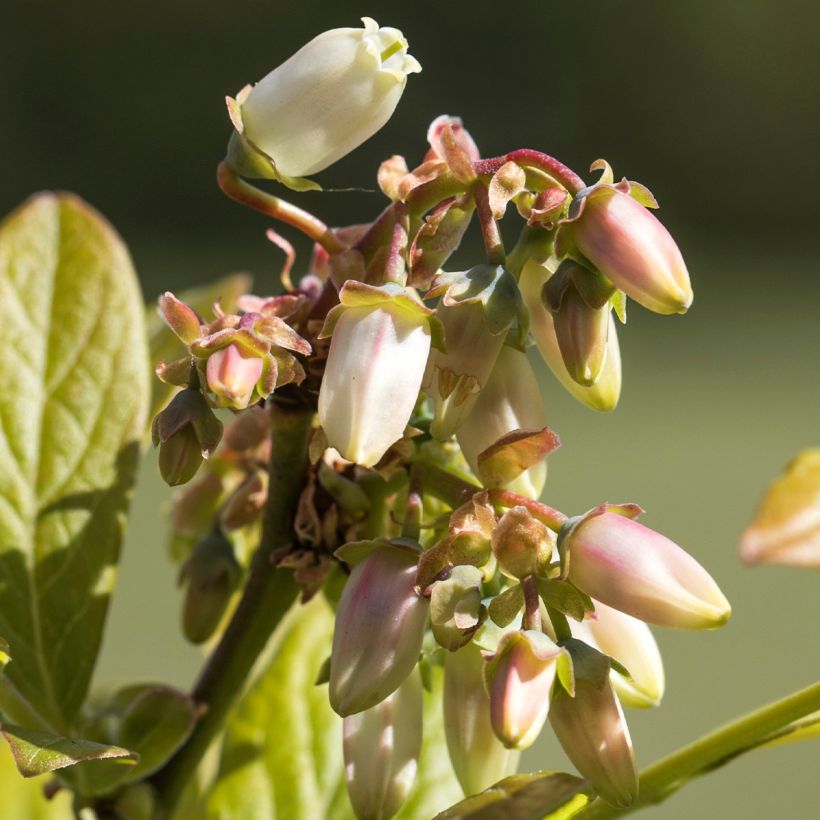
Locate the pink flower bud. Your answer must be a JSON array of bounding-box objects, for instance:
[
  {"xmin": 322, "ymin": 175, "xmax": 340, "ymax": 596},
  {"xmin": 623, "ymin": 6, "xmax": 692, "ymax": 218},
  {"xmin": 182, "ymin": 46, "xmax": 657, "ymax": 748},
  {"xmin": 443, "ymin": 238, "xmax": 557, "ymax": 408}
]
[
  {"xmin": 319, "ymin": 303, "xmax": 432, "ymax": 467},
  {"xmin": 484, "ymin": 630, "xmax": 564, "ymax": 749},
  {"xmin": 205, "ymin": 343, "xmax": 264, "ymax": 410},
  {"xmin": 549, "ymin": 641, "xmax": 638, "ymax": 808},
  {"xmin": 343, "ymin": 670, "xmax": 423, "ymax": 820},
  {"xmin": 565, "ymin": 511, "xmax": 731, "ymax": 630},
  {"xmin": 566, "ymin": 186, "xmax": 693, "ymax": 316},
  {"xmin": 572, "ymin": 600, "xmax": 665, "ymax": 709},
  {"xmin": 456, "ymin": 346, "xmax": 548, "ymax": 499},
  {"xmin": 330, "ymin": 545, "xmax": 428, "ymax": 716},
  {"xmin": 444, "ymin": 642, "xmax": 519, "ymax": 796}
]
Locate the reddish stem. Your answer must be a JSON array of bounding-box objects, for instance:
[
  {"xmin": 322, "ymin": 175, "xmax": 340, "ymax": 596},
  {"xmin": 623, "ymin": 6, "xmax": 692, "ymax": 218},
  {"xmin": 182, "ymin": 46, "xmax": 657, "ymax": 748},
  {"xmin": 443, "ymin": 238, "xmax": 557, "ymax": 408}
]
[
  {"xmin": 488, "ymin": 488, "xmax": 568, "ymax": 532},
  {"xmin": 217, "ymin": 162, "xmax": 345, "ymax": 254},
  {"xmin": 475, "ymin": 150, "xmax": 586, "ymax": 196},
  {"xmin": 473, "ymin": 181, "xmax": 506, "ymax": 266}
]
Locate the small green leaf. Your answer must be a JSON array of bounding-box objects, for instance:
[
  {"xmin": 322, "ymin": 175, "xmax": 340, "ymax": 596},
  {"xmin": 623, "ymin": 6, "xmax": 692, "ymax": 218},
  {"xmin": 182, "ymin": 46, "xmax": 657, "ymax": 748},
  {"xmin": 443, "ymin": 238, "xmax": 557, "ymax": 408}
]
[
  {"xmin": 63, "ymin": 685, "xmax": 197, "ymax": 796},
  {"xmin": 147, "ymin": 271, "xmax": 252, "ymax": 424},
  {"xmin": 0, "ymin": 194, "xmax": 149, "ymax": 730},
  {"xmin": 434, "ymin": 770, "xmax": 592, "ymax": 819},
  {"xmin": 0, "ymin": 740, "xmax": 73, "ymax": 818},
  {"xmin": 0, "ymin": 725, "xmax": 137, "ymax": 778}
]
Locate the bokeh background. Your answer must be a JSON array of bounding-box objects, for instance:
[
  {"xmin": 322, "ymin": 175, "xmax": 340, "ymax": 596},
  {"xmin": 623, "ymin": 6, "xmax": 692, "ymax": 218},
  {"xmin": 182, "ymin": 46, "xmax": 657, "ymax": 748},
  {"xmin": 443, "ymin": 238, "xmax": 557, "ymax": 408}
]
[{"xmin": 2, "ymin": 0, "xmax": 819, "ymax": 816}]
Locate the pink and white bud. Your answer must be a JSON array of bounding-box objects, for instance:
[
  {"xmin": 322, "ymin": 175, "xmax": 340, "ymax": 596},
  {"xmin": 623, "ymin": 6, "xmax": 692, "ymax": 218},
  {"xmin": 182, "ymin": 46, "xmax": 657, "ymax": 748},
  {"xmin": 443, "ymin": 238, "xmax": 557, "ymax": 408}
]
[
  {"xmin": 549, "ymin": 642, "xmax": 638, "ymax": 808},
  {"xmin": 319, "ymin": 304, "xmax": 431, "ymax": 467},
  {"xmin": 566, "ymin": 512, "xmax": 731, "ymax": 630},
  {"xmin": 566, "ymin": 186, "xmax": 693, "ymax": 316},
  {"xmin": 457, "ymin": 346, "xmax": 548, "ymax": 499},
  {"xmin": 205, "ymin": 343, "xmax": 264, "ymax": 410},
  {"xmin": 330, "ymin": 546, "xmax": 428, "ymax": 716},
  {"xmin": 239, "ymin": 18, "xmax": 421, "ymax": 178},
  {"xmin": 425, "ymin": 302, "xmax": 506, "ymax": 440},
  {"xmin": 444, "ymin": 642, "xmax": 519, "ymax": 796},
  {"xmin": 343, "ymin": 669, "xmax": 423, "ymax": 820},
  {"xmin": 573, "ymin": 600, "xmax": 665, "ymax": 708},
  {"xmin": 484, "ymin": 630, "xmax": 564, "ymax": 749},
  {"xmin": 519, "ymin": 260, "xmax": 621, "ymax": 412}
]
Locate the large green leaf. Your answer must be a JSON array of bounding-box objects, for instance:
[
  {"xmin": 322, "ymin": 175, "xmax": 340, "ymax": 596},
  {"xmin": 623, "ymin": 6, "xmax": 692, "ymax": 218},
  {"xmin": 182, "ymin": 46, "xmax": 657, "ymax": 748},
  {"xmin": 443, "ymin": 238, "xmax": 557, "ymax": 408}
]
[
  {"xmin": 0, "ymin": 740, "xmax": 72, "ymax": 819},
  {"xmin": 206, "ymin": 595, "xmax": 462, "ymax": 819},
  {"xmin": 0, "ymin": 194, "xmax": 149, "ymax": 731}
]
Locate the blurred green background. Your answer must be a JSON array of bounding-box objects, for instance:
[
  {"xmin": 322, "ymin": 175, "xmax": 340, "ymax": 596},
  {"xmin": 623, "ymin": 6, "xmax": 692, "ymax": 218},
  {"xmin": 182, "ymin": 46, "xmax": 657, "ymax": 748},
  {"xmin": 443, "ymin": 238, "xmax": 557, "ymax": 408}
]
[{"xmin": 2, "ymin": 0, "xmax": 819, "ymax": 817}]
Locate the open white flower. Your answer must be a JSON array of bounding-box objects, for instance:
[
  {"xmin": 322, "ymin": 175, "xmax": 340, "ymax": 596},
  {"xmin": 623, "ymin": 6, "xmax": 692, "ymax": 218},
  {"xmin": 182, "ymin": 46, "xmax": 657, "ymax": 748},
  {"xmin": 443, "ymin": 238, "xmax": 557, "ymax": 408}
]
[{"xmin": 239, "ymin": 18, "xmax": 421, "ymax": 178}]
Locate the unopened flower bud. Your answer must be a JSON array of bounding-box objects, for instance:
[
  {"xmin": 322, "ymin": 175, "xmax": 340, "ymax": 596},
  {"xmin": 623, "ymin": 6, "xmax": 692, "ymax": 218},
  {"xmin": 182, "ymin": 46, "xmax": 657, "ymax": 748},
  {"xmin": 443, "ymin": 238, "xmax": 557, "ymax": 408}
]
[
  {"xmin": 426, "ymin": 301, "xmax": 506, "ymax": 440},
  {"xmin": 485, "ymin": 630, "xmax": 564, "ymax": 749},
  {"xmin": 491, "ymin": 507, "xmax": 554, "ymax": 580},
  {"xmin": 343, "ymin": 669, "xmax": 423, "ymax": 820},
  {"xmin": 546, "ymin": 261, "xmax": 611, "ymax": 387},
  {"xmin": 205, "ymin": 343, "xmax": 264, "ymax": 410},
  {"xmin": 561, "ymin": 184, "xmax": 692, "ymax": 315},
  {"xmin": 231, "ymin": 18, "xmax": 421, "ymax": 181},
  {"xmin": 456, "ymin": 346, "xmax": 548, "ymax": 499},
  {"xmin": 318, "ymin": 284, "xmax": 435, "ymax": 467},
  {"xmin": 179, "ymin": 531, "xmax": 241, "ymax": 644},
  {"xmin": 573, "ymin": 600, "xmax": 665, "ymax": 708},
  {"xmin": 330, "ymin": 545, "xmax": 428, "ymax": 716},
  {"xmin": 219, "ymin": 469, "xmax": 268, "ymax": 531},
  {"xmin": 520, "ymin": 259, "xmax": 621, "ymax": 412},
  {"xmin": 549, "ymin": 640, "xmax": 638, "ymax": 808},
  {"xmin": 152, "ymin": 388, "xmax": 223, "ymax": 486},
  {"xmin": 565, "ymin": 511, "xmax": 731, "ymax": 630},
  {"xmin": 444, "ymin": 642, "xmax": 519, "ymax": 795}
]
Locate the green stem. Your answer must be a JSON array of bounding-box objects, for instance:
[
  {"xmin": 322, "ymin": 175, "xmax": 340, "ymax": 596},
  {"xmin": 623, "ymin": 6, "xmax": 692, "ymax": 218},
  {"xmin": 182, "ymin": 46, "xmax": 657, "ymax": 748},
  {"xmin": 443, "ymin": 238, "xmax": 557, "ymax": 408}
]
[
  {"xmin": 575, "ymin": 681, "xmax": 820, "ymax": 819},
  {"xmin": 546, "ymin": 603, "xmax": 573, "ymax": 643},
  {"xmin": 150, "ymin": 403, "xmax": 313, "ymax": 817},
  {"xmin": 217, "ymin": 162, "xmax": 345, "ymax": 254}
]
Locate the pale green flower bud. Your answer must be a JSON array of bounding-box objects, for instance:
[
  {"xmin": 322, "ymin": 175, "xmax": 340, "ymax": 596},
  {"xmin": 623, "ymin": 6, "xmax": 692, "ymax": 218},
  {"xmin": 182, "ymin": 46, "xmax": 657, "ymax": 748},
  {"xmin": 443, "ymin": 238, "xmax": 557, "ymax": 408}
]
[
  {"xmin": 237, "ymin": 18, "xmax": 421, "ymax": 179},
  {"xmin": 343, "ymin": 670, "xmax": 423, "ymax": 820},
  {"xmin": 444, "ymin": 642, "xmax": 519, "ymax": 796},
  {"xmin": 456, "ymin": 346, "xmax": 548, "ymax": 499},
  {"xmin": 572, "ymin": 600, "xmax": 665, "ymax": 709},
  {"xmin": 520, "ymin": 259, "xmax": 621, "ymax": 412}
]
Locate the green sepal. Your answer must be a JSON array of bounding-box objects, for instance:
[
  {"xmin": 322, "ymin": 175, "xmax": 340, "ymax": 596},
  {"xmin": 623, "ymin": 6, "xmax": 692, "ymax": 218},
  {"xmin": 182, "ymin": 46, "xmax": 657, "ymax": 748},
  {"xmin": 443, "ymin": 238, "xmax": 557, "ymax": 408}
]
[
  {"xmin": 334, "ymin": 536, "xmax": 421, "ymax": 568},
  {"xmin": 429, "ymin": 264, "xmax": 525, "ymax": 338},
  {"xmin": 224, "ymin": 90, "xmax": 321, "ymax": 192},
  {"xmin": 434, "ymin": 770, "xmax": 593, "ymax": 819},
  {"xmin": 430, "ymin": 565, "xmax": 485, "ymax": 651},
  {"xmin": 488, "ymin": 583, "xmax": 524, "ymax": 627},
  {"xmin": 0, "ymin": 725, "xmax": 137, "ymax": 779},
  {"xmin": 537, "ymin": 578, "xmax": 594, "ymax": 622},
  {"xmin": 560, "ymin": 638, "xmax": 612, "ymax": 691}
]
